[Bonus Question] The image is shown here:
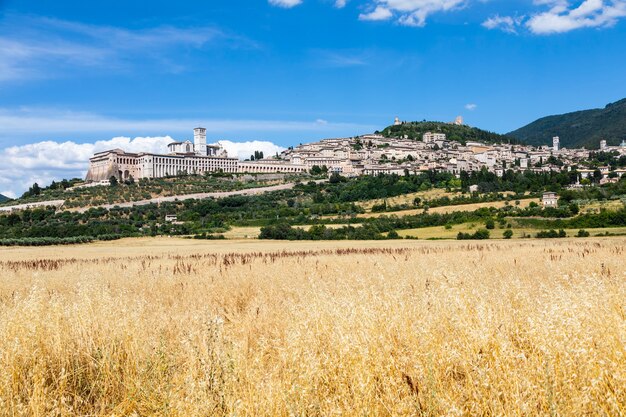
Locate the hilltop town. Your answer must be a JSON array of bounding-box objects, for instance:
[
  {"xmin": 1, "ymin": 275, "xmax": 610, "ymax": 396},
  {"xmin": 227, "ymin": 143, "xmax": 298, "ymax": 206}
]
[
  {"xmin": 85, "ymin": 118, "xmax": 626, "ymax": 186},
  {"xmin": 1, "ymin": 116, "xmax": 626, "ymax": 244},
  {"xmin": 279, "ymin": 118, "xmax": 626, "ymax": 182}
]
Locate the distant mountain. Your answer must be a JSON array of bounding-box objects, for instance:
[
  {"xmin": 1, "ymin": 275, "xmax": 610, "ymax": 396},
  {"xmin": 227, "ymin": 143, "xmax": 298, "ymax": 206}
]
[
  {"xmin": 508, "ymin": 98, "xmax": 626, "ymax": 149},
  {"xmin": 0, "ymin": 194, "xmax": 10, "ymax": 203},
  {"xmin": 380, "ymin": 121, "xmax": 519, "ymax": 145}
]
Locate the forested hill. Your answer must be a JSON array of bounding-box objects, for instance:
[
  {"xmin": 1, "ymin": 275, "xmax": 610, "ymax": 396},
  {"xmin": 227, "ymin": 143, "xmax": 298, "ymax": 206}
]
[
  {"xmin": 380, "ymin": 121, "xmax": 519, "ymax": 145},
  {"xmin": 507, "ymin": 98, "xmax": 626, "ymax": 149},
  {"xmin": 0, "ymin": 194, "xmax": 10, "ymax": 203}
]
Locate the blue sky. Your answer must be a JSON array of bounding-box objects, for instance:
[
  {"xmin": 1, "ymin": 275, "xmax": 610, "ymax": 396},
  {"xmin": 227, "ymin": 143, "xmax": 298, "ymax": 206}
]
[{"xmin": 1, "ymin": 0, "xmax": 626, "ymax": 196}]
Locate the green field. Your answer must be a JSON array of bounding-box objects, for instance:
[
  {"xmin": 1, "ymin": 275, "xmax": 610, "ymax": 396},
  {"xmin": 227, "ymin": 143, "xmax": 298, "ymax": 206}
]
[{"xmin": 397, "ymin": 223, "xmax": 626, "ymax": 240}]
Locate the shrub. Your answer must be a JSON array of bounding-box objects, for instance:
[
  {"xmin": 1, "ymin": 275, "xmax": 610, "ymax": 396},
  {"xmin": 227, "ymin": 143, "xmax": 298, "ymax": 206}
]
[
  {"xmin": 503, "ymin": 229, "xmax": 513, "ymax": 239},
  {"xmin": 371, "ymin": 202, "xmax": 387, "ymax": 213},
  {"xmin": 536, "ymin": 229, "xmax": 567, "ymax": 239},
  {"xmin": 387, "ymin": 230, "xmax": 400, "ymax": 239},
  {"xmin": 192, "ymin": 233, "xmax": 226, "ymax": 240},
  {"xmin": 457, "ymin": 229, "xmax": 490, "ymax": 240},
  {"xmin": 0, "ymin": 236, "xmax": 96, "ymax": 246}
]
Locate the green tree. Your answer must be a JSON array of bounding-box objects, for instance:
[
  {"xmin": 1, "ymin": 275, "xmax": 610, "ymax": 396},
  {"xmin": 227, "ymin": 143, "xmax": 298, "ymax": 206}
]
[
  {"xmin": 593, "ymin": 169, "xmax": 603, "ymax": 183},
  {"xmin": 329, "ymin": 173, "xmax": 346, "ymax": 184},
  {"xmin": 387, "ymin": 230, "xmax": 400, "ymax": 239},
  {"xmin": 21, "ymin": 183, "xmax": 42, "ymax": 198}
]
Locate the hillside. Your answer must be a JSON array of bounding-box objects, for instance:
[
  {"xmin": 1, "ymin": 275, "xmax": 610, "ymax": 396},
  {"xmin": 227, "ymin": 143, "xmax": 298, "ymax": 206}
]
[
  {"xmin": 508, "ymin": 98, "xmax": 626, "ymax": 149},
  {"xmin": 3, "ymin": 170, "xmax": 624, "ymax": 245},
  {"xmin": 0, "ymin": 194, "xmax": 10, "ymax": 203},
  {"xmin": 0, "ymin": 174, "xmax": 307, "ymax": 209},
  {"xmin": 380, "ymin": 121, "xmax": 519, "ymax": 145}
]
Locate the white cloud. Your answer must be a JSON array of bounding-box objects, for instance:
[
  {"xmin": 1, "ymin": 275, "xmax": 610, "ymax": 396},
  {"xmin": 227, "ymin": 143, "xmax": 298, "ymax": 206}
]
[
  {"xmin": 0, "ymin": 15, "xmax": 257, "ymax": 82},
  {"xmin": 465, "ymin": 103, "xmax": 477, "ymax": 111},
  {"xmin": 361, "ymin": 0, "xmax": 467, "ymax": 26},
  {"xmin": 0, "ymin": 136, "xmax": 166, "ymax": 197},
  {"xmin": 272, "ymin": 0, "xmax": 467, "ymax": 25},
  {"xmin": 0, "ymin": 136, "xmax": 287, "ymax": 197},
  {"xmin": 0, "ymin": 108, "xmax": 373, "ymax": 138},
  {"xmin": 268, "ymin": 0, "xmax": 626, "ymax": 33},
  {"xmin": 268, "ymin": 0, "xmax": 303, "ymax": 8},
  {"xmin": 0, "ymin": 108, "xmax": 376, "ymax": 196},
  {"xmin": 527, "ymin": 0, "xmax": 626, "ymax": 34},
  {"xmin": 359, "ymin": 6, "xmax": 394, "ymax": 20},
  {"xmin": 217, "ymin": 140, "xmax": 286, "ymax": 159},
  {"xmin": 484, "ymin": 1, "xmax": 626, "ymax": 35},
  {"xmin": 311, "ymin": 49, "xmax": 369, "ymax": 67},
  {"xmin": 482, "ymin": 14, "xmax": 524, "ymax": 33}
]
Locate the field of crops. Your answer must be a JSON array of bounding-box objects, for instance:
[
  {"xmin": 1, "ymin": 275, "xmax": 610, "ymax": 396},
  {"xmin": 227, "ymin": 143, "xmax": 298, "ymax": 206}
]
[{"xmin": 0, "ymin": 238, "xmax": 624, "ymax": 416}]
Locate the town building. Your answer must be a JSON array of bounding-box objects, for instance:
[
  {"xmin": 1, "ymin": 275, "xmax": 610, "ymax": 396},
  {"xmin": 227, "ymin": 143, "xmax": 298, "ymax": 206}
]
[
  {"xmin": 86, "ymin": 125, "xmax": 626, "ymax": 185},
  {"xmin": 86, "ymin": 147, "xmax": 239, "ymax": 182},
  {"xmin": 423, "ymin": 132, "xmax": 446, "ymax": 143},
  {"xmin": 86, "ymin": 128, "xmax": 305, "ymax": 182},
  {"xmin": 600, "ymin": 140, "xmax": 607, "ymax": 150},
  {"xmin": 542, "ymin": 192, "xmax": 558, "ymax": 207}
]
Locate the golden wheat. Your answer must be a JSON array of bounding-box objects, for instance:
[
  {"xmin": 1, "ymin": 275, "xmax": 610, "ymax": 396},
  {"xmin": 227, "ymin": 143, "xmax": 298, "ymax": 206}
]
[{"xmin": 0, "ymin": 238, "xmax": 624, "ymax": 416}]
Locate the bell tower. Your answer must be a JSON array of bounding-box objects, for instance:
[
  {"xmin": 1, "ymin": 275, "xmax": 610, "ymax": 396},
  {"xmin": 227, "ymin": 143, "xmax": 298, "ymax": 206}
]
[{"xmin": 194, "ymin": 127, "xmax": 207, "ymax": 155}]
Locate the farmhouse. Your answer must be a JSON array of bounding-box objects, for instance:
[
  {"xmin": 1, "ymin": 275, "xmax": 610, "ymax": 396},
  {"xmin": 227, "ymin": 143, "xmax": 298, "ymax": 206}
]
[{"xmin": 542, "ymin": 192, "xmax": 558, "ymax": 207}]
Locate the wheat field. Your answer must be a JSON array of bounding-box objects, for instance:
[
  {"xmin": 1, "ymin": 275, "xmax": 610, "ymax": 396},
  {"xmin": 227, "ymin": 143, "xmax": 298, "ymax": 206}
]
[{"xmin": 0, "ymin": 238, "xmax": 624, "ymax": 416}]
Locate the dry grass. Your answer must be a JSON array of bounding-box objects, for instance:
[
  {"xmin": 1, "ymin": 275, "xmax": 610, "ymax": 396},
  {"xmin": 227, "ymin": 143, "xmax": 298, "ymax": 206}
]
[
  {"xmin": 357, "ymin": 190, "xmax": 524, "ymax": 212},
  {"xmin": 328, "ymin": 198, "xmax": 540, "ymax": 220},
  {"xmin": 398, "ymin": 224, "xmax": 626, "ymax": 239},
  {"xmin": 204, "ymin": 224, "xmax": 354, "ymax": 239},
  {"xmin": 425, "ymin": 198, "xmax": 539, "ymax": 215},
  {"xmin": 580, "ymin": 199, "xmax": 625, "ymax": 214},
  {"xmin": 0, "ymin": 238, "xmax": 624, "ymax": 416},
  {"xmin": 357, "ymin": 189, "xmax": 459, "ymax": 210},
  {"xmin": 222, "ymin": 227, "xmax": 262, "ymax": 239}
]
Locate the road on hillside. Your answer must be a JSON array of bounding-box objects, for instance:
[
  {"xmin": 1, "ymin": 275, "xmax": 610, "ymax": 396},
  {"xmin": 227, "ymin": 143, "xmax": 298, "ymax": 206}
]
[
  {"xmin": 0, "ymin": 200, "xmax": 65, "ymax": 213},
  {"xmin": 72, "ymin": 180, "xmax": 325, "ymax": 213}
]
